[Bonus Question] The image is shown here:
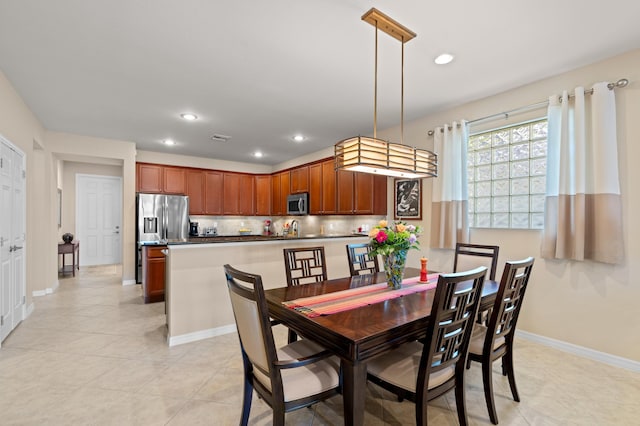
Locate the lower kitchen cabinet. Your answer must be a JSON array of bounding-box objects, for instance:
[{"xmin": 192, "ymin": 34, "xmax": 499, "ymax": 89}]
[{"xmin": 142, "ymin": 245, "xmax": 166, "ymax": 303}]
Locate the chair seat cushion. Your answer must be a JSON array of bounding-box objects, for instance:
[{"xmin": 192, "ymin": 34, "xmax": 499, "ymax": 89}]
[
  {"xmin": 468, "ymin": 324, "xmax": 506, "ymax": 355},
  {"xmin": 367, "ymin": 341, "xmax": 455, "ymax": 392},
  {"xmin": 253, "ymin": 339, "xmax": 340, "ymax": 402}
]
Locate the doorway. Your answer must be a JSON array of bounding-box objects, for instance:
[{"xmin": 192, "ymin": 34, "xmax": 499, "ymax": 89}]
[
  {"xmin": 76, "ymin": 174, "xmax": 122, "ymax": 266},
  {"xmin": 0, "ymin": 136, "xmax": 26, "ymax": 343}
]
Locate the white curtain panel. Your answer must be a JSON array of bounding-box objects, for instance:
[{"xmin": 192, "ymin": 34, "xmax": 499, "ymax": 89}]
[
  {"xmin": 430, "ymin": 120, "xmax": 469, "ymax": 249},
  {"xmin": 542, "ymin": 83, "xmax": 624, "ymax": 264}
]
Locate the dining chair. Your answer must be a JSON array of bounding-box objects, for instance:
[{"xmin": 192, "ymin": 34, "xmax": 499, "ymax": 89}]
[
  {"xmin": 346, "ymin": 243, "xmax": 379, "ymax": 276},
  {"xmin": 223, "ymin": 264, "xmax": 341, "ymax": 426},
  {"xmin": 454, "ymin": 242, "xmax": 500, "ymax": 325},
  {"xmin": 466, "ymin": 257, "xmax": 535, "ymax": 425},
  {"xmin": 367, "ymin": 266, "xmax": 487, "ymax": 426},
  {"xmin": 283, "ymin": 246, "xmax": 328, "ymax": 286},
  {"xmin": 453, "ymin": 243, "xmax": 500, "ymax": 280},
  {"xmin": 283, "ymin": 246, "xmax": 328, "ymax": 342}
]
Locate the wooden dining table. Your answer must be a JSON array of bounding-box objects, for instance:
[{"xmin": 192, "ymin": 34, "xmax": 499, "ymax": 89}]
[{"xmin": 264, "ymin": 267, "xmax": 499, "ymax": 426}]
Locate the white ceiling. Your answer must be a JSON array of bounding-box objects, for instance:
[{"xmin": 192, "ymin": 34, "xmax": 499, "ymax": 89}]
[{"xmin": 1, "ymin": 1, "xmax": 639, "ymax": 165}]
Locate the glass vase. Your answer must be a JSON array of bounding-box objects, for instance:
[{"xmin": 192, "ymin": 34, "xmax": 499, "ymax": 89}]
[{"xmin": 382, "ymin": 249, "xmax": 408, "ymax": 290}]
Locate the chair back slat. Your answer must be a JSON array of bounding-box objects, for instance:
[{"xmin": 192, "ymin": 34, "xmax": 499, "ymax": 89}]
[
  {"xmin": 346, "ymin": 243, "xmax": 380, "ymax": 276},
  {"xmin": 420, "ymin": 267, "xmax": 486, "ymax": 378},
  {"xmin": 487, "ymin": 257, "xmax": 535, "ymax": 345},
  {"xmin": 224, "ymin": 265, "xmax": 278, "ymax": 377},
  {"xmin": 283, "ymin": 247, "xmax": 328, "ymax": 286},
  {"xmin": 454, "ymin": 243, "xmax": 500, "ymax": 280}
]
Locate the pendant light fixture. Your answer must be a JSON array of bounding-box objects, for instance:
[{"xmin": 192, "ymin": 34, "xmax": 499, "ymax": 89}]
[{"xmin": 335, "ymin": 8, "xmax": 438, "ymax": 179}]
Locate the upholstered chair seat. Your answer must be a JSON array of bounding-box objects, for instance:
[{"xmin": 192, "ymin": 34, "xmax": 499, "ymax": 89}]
[
  {"xmin": 468, "ymin": 325, "xmax": 506, "ymax": 355},
  {"xmin": 367, "ymin": 341, "xmax": 455, "ymax": 391},
  {"xmin": 252, "ymin": 339, "xmax": 340, "ymax": 402}
]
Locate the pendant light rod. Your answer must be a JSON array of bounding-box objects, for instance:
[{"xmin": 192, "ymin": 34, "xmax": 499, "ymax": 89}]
[
  {"xmin": 374, "ymin": 21, "xmax": 378, "ymax": 139},
  {"xmin": 401, "ymin": 36, "xmax": 404, "ymax": 145}
]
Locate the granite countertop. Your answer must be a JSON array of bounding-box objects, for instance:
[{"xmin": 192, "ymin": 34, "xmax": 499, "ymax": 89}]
[{"xmin": 167, "ymin": 233, "xmax": 369, "ymax": 245}]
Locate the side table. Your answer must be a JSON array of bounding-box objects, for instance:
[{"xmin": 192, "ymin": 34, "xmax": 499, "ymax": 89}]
[{"xmin": 58, "ymin": 241, "xmax": 80, "ymax": 276}]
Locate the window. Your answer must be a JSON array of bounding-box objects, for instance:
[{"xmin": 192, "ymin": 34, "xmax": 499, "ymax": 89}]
[{"xmin": 467, "ymin": 119, "xmax": 547, "ymax": 229}]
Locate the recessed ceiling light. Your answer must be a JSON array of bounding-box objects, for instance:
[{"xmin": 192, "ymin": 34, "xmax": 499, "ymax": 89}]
[
  {"xmin": 293, "ymin": 135, "xmax": 305, "ymax": 142},
  {"xmin": 434, "ymin": 53, "xmax": 454, "ymax": 65},
  {"xmin": 163, "ymin": 139, "xmax": 176, "ymax": 146},
  {"xmin": 254, "ymin": 151, "xmax": 263, "ymax": 158},
  {"xmin": 180, "ymin": 113, "xmax": 198, "ymax": 121}
]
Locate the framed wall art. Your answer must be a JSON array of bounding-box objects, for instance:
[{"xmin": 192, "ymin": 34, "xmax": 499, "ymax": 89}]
[{"xmin": 394, "ymin": 178, "xmax": 422, "ymax": 220}]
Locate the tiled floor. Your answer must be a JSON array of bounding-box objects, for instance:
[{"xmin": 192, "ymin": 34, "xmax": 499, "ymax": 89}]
[{"xmin": 1, "ymin": 265, "xmax": 639, "ymax": 425}]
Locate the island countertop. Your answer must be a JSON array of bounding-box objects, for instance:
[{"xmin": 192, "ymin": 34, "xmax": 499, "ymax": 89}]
[{"xmin": 167, "ymin": 233, "xmax": 369, "ymax": 245}]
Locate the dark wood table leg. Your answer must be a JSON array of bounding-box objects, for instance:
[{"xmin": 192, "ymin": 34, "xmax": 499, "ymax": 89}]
[{"xmin": 342, "ymin": 359, "xmax": 367, "ymax": 426}]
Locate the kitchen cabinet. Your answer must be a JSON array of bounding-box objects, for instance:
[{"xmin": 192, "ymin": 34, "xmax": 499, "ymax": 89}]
[
  {"xmin": 163, "ymin": 167, "xmax": 186, "ymax": 194},
  {"xmin": 137, "ymin": 163, "xmax": 163, "ymax": 193},
  {"xmin": 223, "ymin": 173, "xmax": 254, "ymax": 215},
  {"xmin": 254, "ymin": 175, "xmax": 271, "ymax": 215},
  {"xmin": 372, "ymin": 174, "xmax": 388, "ymax": 215},
  {"xmin": 271, "ymin": 171, "xmax": 290, "ymax": 215},
  {"xmin": 239, "ymin": 174, "xmax": 254, "ymax": 215},
  {"xmin": 309, "ymin": 159, "xmax": 337, "ymax": 214},
  {"xmin": 137, "ymin": 158, "xmax": 386, "ymax": 217},
  {"xmin": 185, "ymin": 170, "xmax": 205, "ymax": 214},
  {"xmin": 142, "ymin": 245, "xmax": 166, "ymax": 303},
  {"xmin": 337, "ymin": 169, "xmax": 355, "ymax": 214},
  {"xmin": 337, "ymin": 168, "xmax": 387, "ymax": 215},
  {"xmin": 290, "ymin": 166, "xmax": 309, "ymax": 194},
  {"xmin": 204, "ymin": 171, "xmax": 224, "ymax": 215}
]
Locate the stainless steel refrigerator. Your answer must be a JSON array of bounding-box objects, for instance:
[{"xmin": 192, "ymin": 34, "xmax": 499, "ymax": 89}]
[{"xmin": 136, "ymin": 193, "xmax": 189, "ymax": 282}]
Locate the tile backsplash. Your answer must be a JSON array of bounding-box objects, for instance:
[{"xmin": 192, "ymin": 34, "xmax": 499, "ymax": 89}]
[{"xmin": 188, "ymin": 215, "xmax": 387, "ymax": 237}]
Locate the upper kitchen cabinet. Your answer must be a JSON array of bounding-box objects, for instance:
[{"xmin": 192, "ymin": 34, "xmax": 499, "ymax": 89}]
[
  {"xmin": 337, "ymin": 169, "xmax": 355, "ymax": 214},
  {"xmin": 163, "ymin": 166, "xmax": 186, "ymax": 194},
  {"xmin": 204, "ymin": 171, "xmax": 223, "ymax": 215},
  {"xmin": 271, "ymin": 171, "xmax": 290, "ymax": 215},
  {"xmin": 185, "ymin": 169, "xmax": 205, "ymax": 215},
  {"xmin": 254, "ymin": 175, "xmax": 271, "ymax": 215},
  {"xmin": 372, "ymin": 174, "xmax": 387, "ymax": 215},
  {"xmin": 290, "ymin": 166, "xmax": 309, "ymax": 194},
  {"xmin": 223, "ymin": 172, "xmax": 254, "ymax": 215},
  {"xmin": 137, "ymin": 163, "xmax": 163, "ymax": 193},
  {"xmin": 354, "ymin": 173, "xmax": 387, "ymax": 215},
  {"xmin": 309, "ymin": 159, "xmax": 336, "ymax": 215}
]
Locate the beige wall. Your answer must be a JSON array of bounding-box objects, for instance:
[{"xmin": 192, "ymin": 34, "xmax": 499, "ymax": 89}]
[
  {"xmin": 46, "ymin": 132, "xmax": 137, "ymax": 283},
  {"xmin": 0, "ymin": 70, "xmax": 55, "ymax": 301},
  {"xmin": 376, "ymin": 49, "xmax": 640, "ymax": 362},
  {"xmin": 136, "ymin": 150, "xmax": 273, "ymax": 174}
]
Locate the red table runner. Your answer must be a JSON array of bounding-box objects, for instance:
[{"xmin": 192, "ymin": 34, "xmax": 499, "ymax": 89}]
[{"xmin": 283, "ymin": 273, "xmax": 440, "ymax": 317}]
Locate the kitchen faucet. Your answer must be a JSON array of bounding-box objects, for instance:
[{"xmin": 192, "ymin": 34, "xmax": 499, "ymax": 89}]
[{"xmin": 290, "ymin": 220, "xmax": 300, "ymax": 237}]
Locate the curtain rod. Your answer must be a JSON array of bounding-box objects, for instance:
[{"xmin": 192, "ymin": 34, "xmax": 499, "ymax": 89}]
[{"xmin": 427, "ymin": 78, "xmax": 629, "ymax": 136}]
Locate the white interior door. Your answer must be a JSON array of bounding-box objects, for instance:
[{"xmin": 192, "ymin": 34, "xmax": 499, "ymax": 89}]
[
  {"xmin": 77, "ymin": 174, "xmax": 122, "ymax": 266},
  {"xmin": 0, "ymin": 137, "xmax": 26, "ymax": 343}
]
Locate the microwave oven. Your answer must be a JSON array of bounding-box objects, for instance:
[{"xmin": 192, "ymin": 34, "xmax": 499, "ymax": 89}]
[{"xmin": 287, "ymin": 193, "xmax": 308, "ymax": 215}]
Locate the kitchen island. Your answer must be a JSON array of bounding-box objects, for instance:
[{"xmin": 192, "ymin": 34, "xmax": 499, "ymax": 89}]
[{"xmin": 164, "ymin": 234, "xmax": 368, "ymax": 346}]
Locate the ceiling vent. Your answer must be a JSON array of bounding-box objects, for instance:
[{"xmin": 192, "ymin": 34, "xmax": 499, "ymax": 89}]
[{"xmin": 211, "ymin": 134, "xmax": 231, "ymax": 142}]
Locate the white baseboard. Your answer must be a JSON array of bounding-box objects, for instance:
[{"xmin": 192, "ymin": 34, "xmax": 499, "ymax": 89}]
[
  {"xmin": 122, "ymin": 279, "xmax": 137, "ymax": 286},
  {"xmin": 25, "ymin": 303, "xmax": 34, "ymax": 319},
  {"xmin": 167, "ymin": 324, "xmax": 236, "ymax": 347},
  {"xmin": 32, "ymin": 281, "xmax": 59, "ymax": 298},
  {"xmin": 517, "ymin": 330, "xmax": 640, "ymax": 373}
]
